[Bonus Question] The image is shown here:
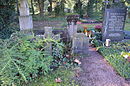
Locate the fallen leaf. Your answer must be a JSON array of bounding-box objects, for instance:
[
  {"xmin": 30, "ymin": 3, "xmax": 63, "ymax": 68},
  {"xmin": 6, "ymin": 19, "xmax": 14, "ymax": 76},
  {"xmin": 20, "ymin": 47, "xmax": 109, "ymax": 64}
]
[
  {"xmin": 55, "ymin": 78, "xmax": 62, "ymax": 83},
  {"xmin": 74, "ymin": 59, "xmax": 81, "ymax": 65}
]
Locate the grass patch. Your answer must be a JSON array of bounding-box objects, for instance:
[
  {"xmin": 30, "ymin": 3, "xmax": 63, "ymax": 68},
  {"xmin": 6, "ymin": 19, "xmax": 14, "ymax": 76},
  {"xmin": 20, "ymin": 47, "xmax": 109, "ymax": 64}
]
[
  {"xmin": 124, "ymin": 23, "xmax": 130, "ymax": 31},
  {"xmin": 23, "ymin": 67, "xmax": 78, "ymax": 86},
  {"xmin": 96, "ymin": 40, "xmax": 130, "ymax": 79}
]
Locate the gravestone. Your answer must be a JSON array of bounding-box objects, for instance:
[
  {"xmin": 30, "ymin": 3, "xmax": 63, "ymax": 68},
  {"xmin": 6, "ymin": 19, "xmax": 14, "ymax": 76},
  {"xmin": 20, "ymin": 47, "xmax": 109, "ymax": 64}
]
[
  {"xmin": 19, "ymin": 0, "xmax": 33, "ymax": 31},
  {"xmin": 66, "ymin": 15, "xmax": 79, "ymax": 39},
  {"xmin": 102, "ymin": 8, "xmax": 127, "ymax": 41},
  {"xmin": 53, "ymin": 29, "xmax": 69, "ymax": 43},
  {"xmin": 44, "ymin": 27, "xmax": 61, "ymax": 55},
  {"xmin": 72, "ymin": 33, "xmax": 89, "ymax": 55},
  {"xmin": 44, "ymin": 27, "xmax": 52, "ymax": 38}
]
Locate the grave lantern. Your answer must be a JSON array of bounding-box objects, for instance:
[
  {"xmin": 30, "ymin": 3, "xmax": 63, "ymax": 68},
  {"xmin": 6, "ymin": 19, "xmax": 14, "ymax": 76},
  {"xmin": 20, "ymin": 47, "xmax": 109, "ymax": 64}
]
[{"xmin": 105, "ymin": 39, "xmax": 111, "ymax": 47}]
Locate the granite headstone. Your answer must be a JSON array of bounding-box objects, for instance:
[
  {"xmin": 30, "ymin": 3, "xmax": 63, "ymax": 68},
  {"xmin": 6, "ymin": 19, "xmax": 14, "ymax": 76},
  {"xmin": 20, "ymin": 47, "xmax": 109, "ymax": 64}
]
[{"xmin": 102, "ymin": 8, "xmax": 127, "ymax": 41}]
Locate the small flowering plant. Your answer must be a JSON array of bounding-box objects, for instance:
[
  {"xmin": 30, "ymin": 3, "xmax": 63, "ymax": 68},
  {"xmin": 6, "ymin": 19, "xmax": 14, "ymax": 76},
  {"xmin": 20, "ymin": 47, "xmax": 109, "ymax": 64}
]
[
  {"xmin": 121, "ymin": 51, "xmax": 130, "ymax": 62},
  {"xmin": 95, "ymin": 25, "xmax": 102, "ymax": 32}
]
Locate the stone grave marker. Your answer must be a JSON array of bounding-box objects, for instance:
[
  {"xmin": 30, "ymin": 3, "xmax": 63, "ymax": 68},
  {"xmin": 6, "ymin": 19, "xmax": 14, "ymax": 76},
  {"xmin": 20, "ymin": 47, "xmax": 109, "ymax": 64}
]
[
  {"xmin": 102, "ymin": 8, "xmax": 127, "ymax": 41},
  {"xmin": 19, "ymin": 0, "xmax": 33, "ymax": 31},
  {"xmin": 66, "ymin": 15, "xmax": 79, "ymax": 39},
  {"xmin": 72, "ymin": 33, "xmax": 89, "ymax": 55},
  {"xmin": 44, "ymin": 27, "xmax": 61, "ymax": 55}
]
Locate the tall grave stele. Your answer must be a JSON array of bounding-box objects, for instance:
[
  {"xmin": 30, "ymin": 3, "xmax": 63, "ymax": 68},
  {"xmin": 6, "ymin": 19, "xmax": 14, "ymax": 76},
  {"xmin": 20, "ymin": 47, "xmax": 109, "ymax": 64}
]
[
  {"xmin": 66, "ymin": 15, "xmax": 79, "ymax": 39},
  {"xmin": 102, "ymin": 1, "xmax": 127, "ymax": 41},
  {"xmin": 19, "ymin": 0, "xmax": 33, "ymax": 32}
]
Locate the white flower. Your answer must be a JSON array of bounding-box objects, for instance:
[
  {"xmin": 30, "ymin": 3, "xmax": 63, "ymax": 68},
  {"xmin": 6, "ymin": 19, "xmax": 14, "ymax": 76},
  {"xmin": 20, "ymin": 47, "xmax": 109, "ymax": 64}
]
[{"xmin": 123, "ymin": 55, "xmax": 129, "ymax": 59}]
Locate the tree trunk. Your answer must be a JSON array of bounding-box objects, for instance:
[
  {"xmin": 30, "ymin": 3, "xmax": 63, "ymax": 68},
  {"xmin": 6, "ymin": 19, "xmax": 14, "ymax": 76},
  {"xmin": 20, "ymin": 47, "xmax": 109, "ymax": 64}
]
[
  {"xmin": 38, "ymin": 0, "xmax": 44, "ymax": 15},
  {"xmin": 49, "ymin": 0, "xmax": 53, "ymax": 12},
  {"xmin": 16, "ymin": 0, "xmax": 19, "ymax": 15},
  {"xmin": 96, "ymin": 0, "xmax": 98, "ymax": 13},
  {"xmin": 31, "ymin": 0, "xmax": 35, "ymax": 15},
  {"xmin": 87, "ymin": 0, "xmax": 94, "ymax": 18}
]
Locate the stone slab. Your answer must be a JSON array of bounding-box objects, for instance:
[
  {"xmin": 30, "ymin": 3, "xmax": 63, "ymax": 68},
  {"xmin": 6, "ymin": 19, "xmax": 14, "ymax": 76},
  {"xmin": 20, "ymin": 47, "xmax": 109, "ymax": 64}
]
[
  {"xmin": 19, "ymin": 16, "xmax": 33, "ymax": 30},
  {"xmin": 72, "ymin": 33, "xmax": 89, "ymax": 54}
]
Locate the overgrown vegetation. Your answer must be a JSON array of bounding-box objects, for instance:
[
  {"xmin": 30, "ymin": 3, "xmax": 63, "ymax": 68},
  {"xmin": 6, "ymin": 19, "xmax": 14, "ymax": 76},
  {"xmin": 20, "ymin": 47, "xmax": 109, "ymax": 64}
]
[
  {"xmin": 25, "ymin": 67, "xmax": 79, "ymax": 86},
  {"xmin": 92, "ymin": 40, "xmax": 130, "ymax": 79},
  {"xmin": 0, "ymin": 0, "xmax": 19, "ymax": 39},
  {"xmin": 0, "ymin": 32, "xmax": 78, "ymax": 85}
]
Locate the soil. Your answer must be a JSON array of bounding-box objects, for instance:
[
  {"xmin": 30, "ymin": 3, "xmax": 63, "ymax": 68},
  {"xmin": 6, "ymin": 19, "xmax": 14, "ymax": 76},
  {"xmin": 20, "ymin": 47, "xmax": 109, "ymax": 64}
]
[{"xmin": 75, "ymin": 47, "xmax": 130, "ymax": 86}]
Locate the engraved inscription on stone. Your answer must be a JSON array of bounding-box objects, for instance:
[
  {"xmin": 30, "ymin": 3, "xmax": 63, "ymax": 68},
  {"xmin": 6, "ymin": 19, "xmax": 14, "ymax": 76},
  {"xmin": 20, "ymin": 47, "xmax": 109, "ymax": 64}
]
[
  {"xmin": 102, "ymin": 8, "xmax": 127, "ymax": 41},
  {"xmin": 108, "ymin": 13, "xmax": 125, "ymax": 31}
]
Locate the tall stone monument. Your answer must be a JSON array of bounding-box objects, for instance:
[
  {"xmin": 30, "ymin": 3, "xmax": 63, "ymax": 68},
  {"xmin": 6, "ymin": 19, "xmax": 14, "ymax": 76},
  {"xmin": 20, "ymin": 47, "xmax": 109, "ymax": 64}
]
[
  {"xmin": 102, "ymin": 1, "xmax": 127, "ymax": 41},
  {"xmin": 19, "ymin": 0, "xmax": 33, "ymax": 31},
  {"xmin": 66, "ymin": 15, "xmax": 79, "ymax": 39}
]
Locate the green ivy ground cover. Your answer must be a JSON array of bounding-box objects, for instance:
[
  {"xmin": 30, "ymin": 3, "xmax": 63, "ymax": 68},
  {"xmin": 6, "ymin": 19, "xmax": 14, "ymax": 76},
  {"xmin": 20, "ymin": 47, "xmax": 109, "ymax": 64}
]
[{"xmin": 97, "ymin": 41, "xmax": 130, "ymax": 79}]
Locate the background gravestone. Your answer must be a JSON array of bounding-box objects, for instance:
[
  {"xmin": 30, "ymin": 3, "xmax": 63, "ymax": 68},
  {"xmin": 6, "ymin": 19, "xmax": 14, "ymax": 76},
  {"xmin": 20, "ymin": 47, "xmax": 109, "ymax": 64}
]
[{"xmin": 102, "ymin": 8, "xmax": 127, "ymax": 41}]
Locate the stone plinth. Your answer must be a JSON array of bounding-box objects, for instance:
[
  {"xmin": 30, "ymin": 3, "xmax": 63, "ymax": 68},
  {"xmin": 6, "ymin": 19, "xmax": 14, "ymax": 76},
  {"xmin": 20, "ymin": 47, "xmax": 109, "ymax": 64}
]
[{"xmin": 19, "ymin": 16, "xmax": 33, "ymax": 30}]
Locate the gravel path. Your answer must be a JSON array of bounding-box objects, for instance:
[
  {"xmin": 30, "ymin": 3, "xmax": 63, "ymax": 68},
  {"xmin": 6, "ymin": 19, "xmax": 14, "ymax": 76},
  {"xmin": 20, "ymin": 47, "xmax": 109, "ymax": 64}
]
[{"xmin": 76, "ymin": 47, "xmax": 130, "ymax": 86}]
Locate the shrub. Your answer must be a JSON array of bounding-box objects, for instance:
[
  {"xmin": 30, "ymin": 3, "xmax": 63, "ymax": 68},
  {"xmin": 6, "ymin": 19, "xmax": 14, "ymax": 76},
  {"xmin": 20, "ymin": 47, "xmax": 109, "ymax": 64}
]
[
  {"xmin": 0, "ymin": 1, "xmax": 19, "ymax": 39},
  {"xmin": 0, "ymin": 32, "xmax": 64, "ymax": 85}
]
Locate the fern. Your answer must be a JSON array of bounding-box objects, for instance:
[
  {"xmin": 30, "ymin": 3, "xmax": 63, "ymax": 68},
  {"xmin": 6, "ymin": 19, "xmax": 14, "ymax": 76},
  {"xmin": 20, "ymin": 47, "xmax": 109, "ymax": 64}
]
[{"xmin": 0, "ymin": 32, "xmax": 64, "ymax": 85}]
